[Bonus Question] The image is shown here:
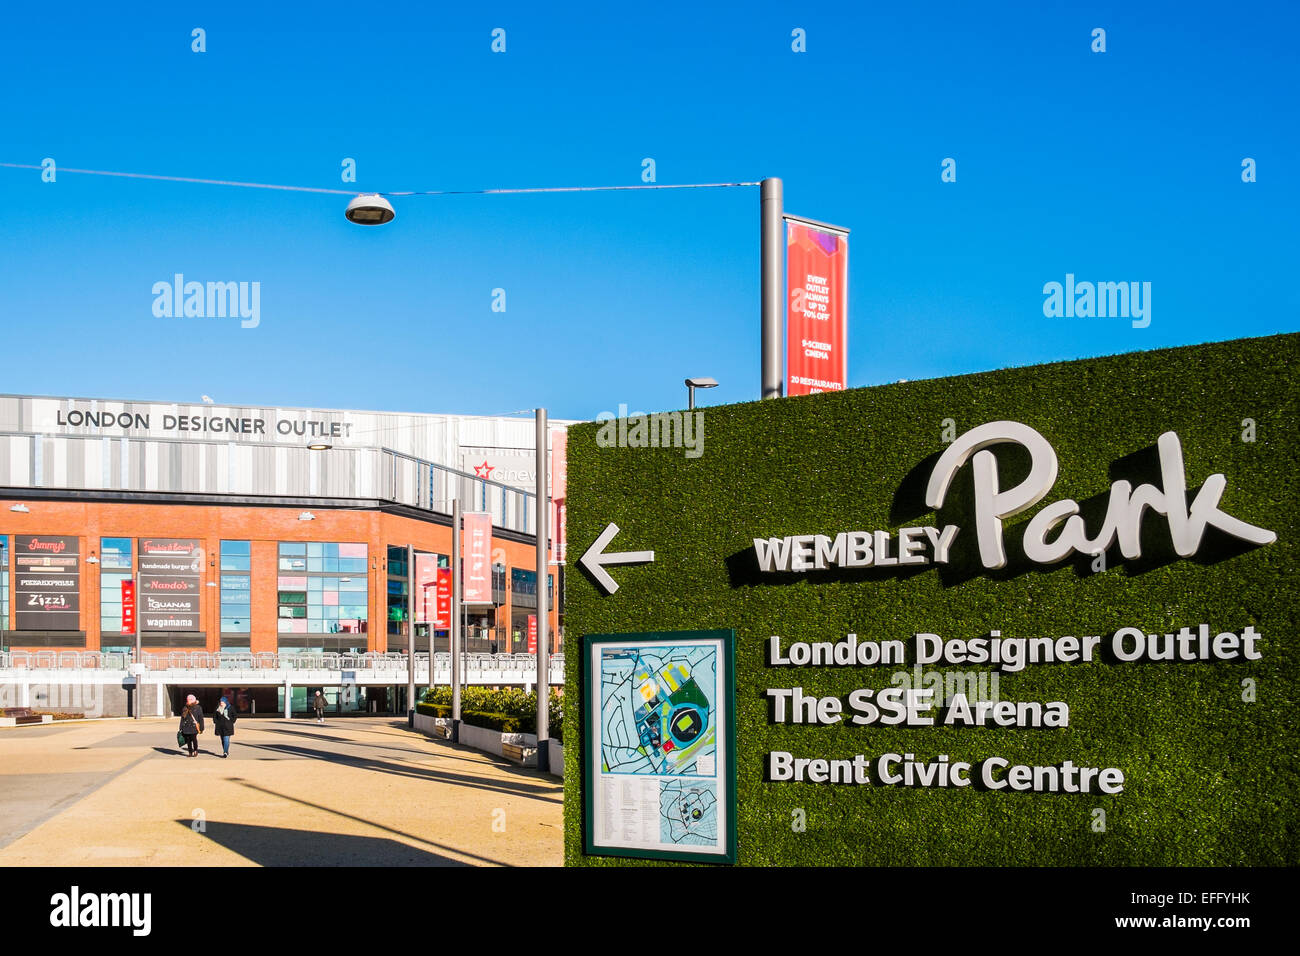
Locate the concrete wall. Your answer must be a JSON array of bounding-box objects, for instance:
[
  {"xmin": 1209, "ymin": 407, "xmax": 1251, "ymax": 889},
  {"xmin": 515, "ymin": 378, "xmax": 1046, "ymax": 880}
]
[{"xmin": 0, "ymin": 679, "xmax": 165, "ymax": 717}]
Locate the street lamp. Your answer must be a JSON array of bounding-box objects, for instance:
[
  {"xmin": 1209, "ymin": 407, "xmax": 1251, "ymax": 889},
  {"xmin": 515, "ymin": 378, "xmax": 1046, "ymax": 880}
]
[
  {"xmin": 685, "ymin": 376, "xmax": 719, "ymax": 410},
  {"xmin": 345, "ymin": 193, "xmax": 395, "ymax": 225}
]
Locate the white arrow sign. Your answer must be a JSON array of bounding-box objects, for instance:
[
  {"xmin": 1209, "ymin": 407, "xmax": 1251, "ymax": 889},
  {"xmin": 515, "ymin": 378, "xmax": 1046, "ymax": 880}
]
[{"xmin": 579, "ymin": 522, "xmax": 655, "ymax": 595}]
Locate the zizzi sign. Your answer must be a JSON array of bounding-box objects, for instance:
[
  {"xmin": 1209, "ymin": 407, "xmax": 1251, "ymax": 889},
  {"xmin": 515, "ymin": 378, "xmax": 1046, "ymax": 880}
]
[
  {"xmin": 14, "ymin": 535, "xmax": 81, "ymax": 630},
  {"xmin": 754, "ymin": 421, "xmax": 1277, "ymax": 573}
]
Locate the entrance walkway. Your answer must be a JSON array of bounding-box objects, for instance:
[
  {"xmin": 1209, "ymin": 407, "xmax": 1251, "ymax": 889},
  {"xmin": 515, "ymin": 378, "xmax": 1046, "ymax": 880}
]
[{"xmin": 0, "ymin": 717, "xmax": 562, "ymax": 866}]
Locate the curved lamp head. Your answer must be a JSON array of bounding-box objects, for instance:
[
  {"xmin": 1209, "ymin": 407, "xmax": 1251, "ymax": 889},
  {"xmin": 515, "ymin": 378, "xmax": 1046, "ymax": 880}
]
[{"xmin": 345, "ymin": 193, "xmax": 395, "ymax": 225}]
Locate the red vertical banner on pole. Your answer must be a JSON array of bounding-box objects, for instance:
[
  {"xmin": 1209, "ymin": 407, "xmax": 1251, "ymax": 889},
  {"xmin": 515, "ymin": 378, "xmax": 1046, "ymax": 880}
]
[
  {"xmin": 785, "ymin": 218, "xmax": 849, "ymax": 396},
  {"xmin": 121, "ymin": 579, "xmax": 135, "ymax": 634},
  {"xmin": 527, "ymin": 614, "xmax": 537, "ymax": 654},
  {"xmin": 434, "ymin": 567, "xmax": 451, "ymax": 629},
  {"xmin": 414, "ymin": 553, "xmax": 439, "ymax": 625},
  {"xmin": 462, "ymin": 513, "xmax": 493, "ymax": 604}
]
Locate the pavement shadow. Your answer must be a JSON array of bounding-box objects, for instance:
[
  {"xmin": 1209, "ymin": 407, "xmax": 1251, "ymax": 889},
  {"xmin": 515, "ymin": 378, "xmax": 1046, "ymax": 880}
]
[
  {"xmin": 175, "ymin": 820, "xmax": 471, "ymax": 867},
  {"xmin": 257, "ymin": 725, "xmax": 438, "ymax": 759},
  {"xmin": 237, "ymin": 740, "xmax": 561, "ymax": 803}
]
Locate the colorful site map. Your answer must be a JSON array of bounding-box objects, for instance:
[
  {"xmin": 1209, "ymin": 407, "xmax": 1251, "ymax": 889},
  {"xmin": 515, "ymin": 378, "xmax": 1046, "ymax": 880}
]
[{"xmin": 599, "ymin": 644, "xmax": 718, "ymax": 777}]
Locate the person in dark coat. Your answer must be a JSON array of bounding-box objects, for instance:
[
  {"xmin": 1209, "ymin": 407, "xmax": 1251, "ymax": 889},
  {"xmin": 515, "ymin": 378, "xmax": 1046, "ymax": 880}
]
[
  {"xmin": 179, "ymin": 696, "xmax": 203, "ymax": 757},
  {"xmin": 313, "ymin": 690, "xmax": 326, "ymax": 724},
  {"xmin": 213, "ymin": 695, "xmax": 237, "ymax": 758},
  {"xmin": 186, "ymin": 694, "xmax": 205, "ymax": 732}
]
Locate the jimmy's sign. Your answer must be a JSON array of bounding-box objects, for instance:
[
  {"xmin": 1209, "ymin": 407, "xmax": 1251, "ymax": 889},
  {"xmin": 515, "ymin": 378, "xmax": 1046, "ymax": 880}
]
[{"xmin": 754, "ymin": 421, "xmax": 1276, "ymax": 573}]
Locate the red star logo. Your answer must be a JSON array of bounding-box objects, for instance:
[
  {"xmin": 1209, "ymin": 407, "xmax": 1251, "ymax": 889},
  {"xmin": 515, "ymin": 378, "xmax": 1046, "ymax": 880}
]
[{"xmin": 473, "ymin": 461, "xmax": 495, "ymax": 479}]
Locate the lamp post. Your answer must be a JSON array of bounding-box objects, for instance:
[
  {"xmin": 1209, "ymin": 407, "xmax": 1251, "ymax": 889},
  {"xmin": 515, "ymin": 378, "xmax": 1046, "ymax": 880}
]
[
  {"xmin": 451, "ymin": 499, "xmax": 462, "ymax": 742},
  {"xmin": 535, "ymin": 408, "xmax": 550, "ymax": 771},
  {"xmin": 406, "ymin": 544, "xmax": 416, "ymax": 726},
  {"xmin": 760, "ymin": 177, "xmax": 784, "ymax": 400},
  {"xmin": 685, "ymin": 376, "xmax": 719, "ymax": 410},
  {"xmin": 0, "ymin": 538, "xmax": 7, "ymax": 656}
]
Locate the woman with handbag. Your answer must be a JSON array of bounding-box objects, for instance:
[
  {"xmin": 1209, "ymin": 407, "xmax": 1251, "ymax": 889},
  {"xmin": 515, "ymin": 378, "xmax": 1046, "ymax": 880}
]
[
  {"xmin": 213, "ymin": 695, "xmax": 237, "ymax": 758},
  {"xmin": 178, "ymin": 701, "xmax": 201, "ymax": 757}
]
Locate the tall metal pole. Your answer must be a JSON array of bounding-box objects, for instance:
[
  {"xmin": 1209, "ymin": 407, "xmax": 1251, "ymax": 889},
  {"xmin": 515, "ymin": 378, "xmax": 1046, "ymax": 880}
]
[
  {"xmin": 534, "ymin": 409, "xmax": 550, "ymax": 770},
  {"xmin": 760, "ymin": 176, "xmax": 784, "ymax": 400},
  {"xmin": 133, "ymin": 587, "xmax": 141, "ymax": 721},
  {"xmin": 406, "ymin": 543, "xmax": 416, "ymax": 726},
  {"xmin": 451, "ymin": 498, "xmax": 462, "ymax": 741}
]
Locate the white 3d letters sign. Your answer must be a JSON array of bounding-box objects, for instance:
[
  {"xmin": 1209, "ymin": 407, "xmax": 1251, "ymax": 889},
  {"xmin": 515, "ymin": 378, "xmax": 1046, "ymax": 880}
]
[
  {"xmin": 925, "ymin": 421, "xmax": 1276, "ymax": 569},
  {"xmin": 754, "ymin": 420, "xmax": 1276, "ymax": 575}
]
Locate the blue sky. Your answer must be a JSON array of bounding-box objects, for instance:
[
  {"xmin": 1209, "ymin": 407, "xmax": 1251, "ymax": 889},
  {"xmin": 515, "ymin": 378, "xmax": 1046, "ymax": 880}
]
[{"xmin": 1, "ymin": 1, "xmax": 1295, "ymax": 420}]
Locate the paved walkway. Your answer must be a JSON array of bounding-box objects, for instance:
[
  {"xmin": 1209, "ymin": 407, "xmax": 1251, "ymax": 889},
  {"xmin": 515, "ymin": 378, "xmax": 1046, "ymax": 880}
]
[{"xmin": 0, "ymin": 717, "xmax": 562, "ymax": 866}]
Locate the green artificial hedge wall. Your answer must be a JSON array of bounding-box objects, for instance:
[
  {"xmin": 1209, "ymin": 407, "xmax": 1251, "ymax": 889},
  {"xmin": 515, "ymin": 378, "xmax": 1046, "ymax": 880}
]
[{"xmin": 563, "ymin": 332, "xmax": 1299, "ymax": 866}]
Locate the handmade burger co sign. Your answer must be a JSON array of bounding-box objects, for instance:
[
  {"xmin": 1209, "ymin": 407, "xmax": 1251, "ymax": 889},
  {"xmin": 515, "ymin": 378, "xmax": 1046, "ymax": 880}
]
[{"xmin": 754, "ymin": 421, "xmax": 1276, "ymax": 573}]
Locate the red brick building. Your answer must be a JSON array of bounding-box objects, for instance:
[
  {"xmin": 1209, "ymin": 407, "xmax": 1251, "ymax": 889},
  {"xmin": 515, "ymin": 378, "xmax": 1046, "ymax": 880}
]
[{"xmin": 0, "ymin": 395, "xmax": 567, "ymax": 659}]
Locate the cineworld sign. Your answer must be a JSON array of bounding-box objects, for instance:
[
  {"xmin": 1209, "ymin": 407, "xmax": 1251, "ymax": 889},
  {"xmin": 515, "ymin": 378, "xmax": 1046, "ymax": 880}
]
[{"xmin": 754, "ymin": 421, "xmax": 1277, "ymax": 573}]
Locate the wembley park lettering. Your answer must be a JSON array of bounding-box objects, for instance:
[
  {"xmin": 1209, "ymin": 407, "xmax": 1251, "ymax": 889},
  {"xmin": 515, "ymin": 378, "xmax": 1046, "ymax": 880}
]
[{"xmin": 754, "ymin": 421, "xmax": 1276, "ymax": 573}]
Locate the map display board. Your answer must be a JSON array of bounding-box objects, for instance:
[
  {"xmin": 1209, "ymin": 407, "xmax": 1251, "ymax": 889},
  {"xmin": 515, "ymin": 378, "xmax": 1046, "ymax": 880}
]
[{"xmin": 582, "ymin": 629, "xmax": 736, "ymax": 863}]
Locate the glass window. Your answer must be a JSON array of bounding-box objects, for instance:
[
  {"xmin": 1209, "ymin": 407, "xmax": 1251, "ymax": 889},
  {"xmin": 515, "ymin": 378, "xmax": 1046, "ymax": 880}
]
[
  {"xmin": 100, "ymin": 539, "xmax": 134, "ymax": 637},
  {"xmin": 278, "ymin": 542, "xmax": 367, "ymax": 651},
  {"xmin": 0, "ymin": 535, "xmax": 9, "ymax": 629},
  {"xmin": 221, "ymin": 542, "xmax": 252, "ymax": 641},
  {"xmin": 101, "ymin": 537, "xmax": 133, "ymax": 571},
  {"xmin": 0, "ymin": 541, "xmax": 6, "ymax": 627}
]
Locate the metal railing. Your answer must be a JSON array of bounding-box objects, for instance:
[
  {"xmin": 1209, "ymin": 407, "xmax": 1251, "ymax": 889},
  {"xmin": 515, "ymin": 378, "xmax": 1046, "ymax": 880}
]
[{"xmin": 0, "ymin": 648, "xmax": 565, "ymax": 678}]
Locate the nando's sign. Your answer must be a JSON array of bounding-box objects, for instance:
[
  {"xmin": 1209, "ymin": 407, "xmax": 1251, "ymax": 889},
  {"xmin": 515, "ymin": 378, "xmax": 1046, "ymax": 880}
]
[{"xmin": 754, "ymin": 421, "xmax": 1277, "ymax": 574}]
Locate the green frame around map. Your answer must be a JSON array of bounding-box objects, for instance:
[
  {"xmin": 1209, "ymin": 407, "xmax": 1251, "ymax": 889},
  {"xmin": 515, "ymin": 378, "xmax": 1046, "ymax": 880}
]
[{"xmin": 581, "ymin": 629, "xmax": 738, "ymax": 864}]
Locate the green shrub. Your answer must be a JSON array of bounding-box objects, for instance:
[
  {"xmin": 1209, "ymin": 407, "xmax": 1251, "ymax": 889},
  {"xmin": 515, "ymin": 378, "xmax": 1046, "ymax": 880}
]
[{"xmin": 417, "ymin": 687, "xmax": 563, "ymax": 739}]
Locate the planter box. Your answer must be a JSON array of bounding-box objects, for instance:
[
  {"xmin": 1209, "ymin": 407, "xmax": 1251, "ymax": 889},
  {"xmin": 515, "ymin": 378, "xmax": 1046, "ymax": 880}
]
[
  {"xmin": 0, "ymin": 714, "xmax": 53, "ymax": 726},
  {"xmin": 413, "ymin": 714, "xmax": 543, "ymax": 767},
  {"xmin": 547, "ymin": 738, "xmax": 564, "ymax": 778}
]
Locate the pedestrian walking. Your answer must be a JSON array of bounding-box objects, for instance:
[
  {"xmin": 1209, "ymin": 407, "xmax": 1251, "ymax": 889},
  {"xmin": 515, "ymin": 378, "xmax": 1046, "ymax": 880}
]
[
  {"xmin": 178, "ymin": 696, "xmax": 203, "ymax": 757},
  {"xmin": 213, "ymin": 695, "xmax": 237, "ymax": 758},
  {"xmin": 313, "ymin": 690, "xmax": 326, "ymax": 724}
]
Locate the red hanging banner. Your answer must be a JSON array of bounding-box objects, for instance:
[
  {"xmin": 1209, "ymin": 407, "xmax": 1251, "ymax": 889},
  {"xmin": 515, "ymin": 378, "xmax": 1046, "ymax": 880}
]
[
  {"xmin": 414, "ymin": 552, "xmax": 439, "ymax": 625},
  {"xmin": 463, "ymin": 512, "xmax": 493, "ymax": 605},
  {"xmin": 785, "ymin": 217, "xmax": 849, "ymax": 396},
  {"xmin": 435, "ymin": 567, "xmax": 451, "ymax": 629},
  {"xmin": 121, "ymin": 579, "xmax": 136, "ymax": 634}
]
